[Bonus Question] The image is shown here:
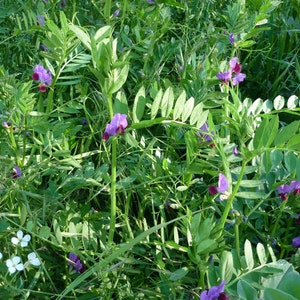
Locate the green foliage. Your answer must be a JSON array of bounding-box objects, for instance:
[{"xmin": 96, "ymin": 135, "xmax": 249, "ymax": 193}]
[{"xmin": 0, "ymin": 0, "xmax": 300, "ymax": 299}]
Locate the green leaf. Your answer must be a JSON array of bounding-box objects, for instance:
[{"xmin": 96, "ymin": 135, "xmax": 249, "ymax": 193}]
[
  {"xmin": 161, "ymin": 87, "xmax": 174, "ymax": 118},
  {"xmin": 94, "ymin": 25, "xmax": 112, "ymax": 43},
  {"xmin": 284, "ymin": 151, "xmax": 297, "ymax": 173},
  {"xmin": 239, "ymin": 180, "xmax": 264, "ymax": 188},
  {"xmin": 220, "ymin": 251, "xmax": 234, "ymax": 283},
  {"xmin": 287, "ymin": 134, "xmax": 300, "ymax": 150},
  {"xmin": 244, "ymin": 239, "xmax": 254, "ymax": 270},
  {"xmin": 39, "ymin": 226, "xmax": 51, "ymax": 239},
  {"xmin": 173, "ymin": 90, "xmax": 186, "ymax": 120},
  {"xmin": 237, "ymin": 280, "xmax": 258, "ymax": 300},
  {"xmin": 190, "ymin": 103, "xmax": 203, "ymax": 125},
  {"xmin": 273, "ymin": 95, "xmax": 285, "ymax": 110},
  {"xmin": 169, "ymin": 267, "xmax": 189, "ymax": 281},
  {"xmin": 270, "ymin": 149, "xmax": 283, "ymax": 167},
  {"xmin": 133, "ymin": 86, "xmax": 146, "ymax": 122},
  {"xmin": 287, "ymin": 95, "xmax": 299, "ymax": 109},
  {"xmin": 53, "ymin": 219, "xmax": 63, "ymax": 245},
  {"xmin": 274, "ymin": 121, "xmax": 300, "ymax": 146},
  {"xmin": 151, "ymin": 88, "xmax": 163, "ymax": 119},
  {"xmin": 264, "ymin": 288, "xmax": 297, "ymax": 300},
  {"xmin": 278, "ymin": 270, "xmax": 300, "ymax": 296},
  {"xmin": 196, "ymin": 239, "xmax": 217, "ymax": 255},
  {"xmin": 109, "ymin": 64, "xmax": 129, "ymax": 94},
  {"xmin": 236, "ymin": 192, "xmax": 265, "ymax": 199},
  {"xmin": 256, "ymin": 243, "xmax": 267, "ymax": 265},
  {"xmin": 253, "ymin": 115, "xmax": 278, "ymax": 149},
  {"xmin": 181, "ymin": 97, "xmax": 194, "ymax": 122},
  {"xmin": 69, "ymin": 24, "xmax": 91, "ymax": 50}
]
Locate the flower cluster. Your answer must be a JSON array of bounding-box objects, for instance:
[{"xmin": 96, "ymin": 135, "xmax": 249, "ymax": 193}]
[
  {"xmin": 217, "ymin": 57, "xmax": 246, "ymax": 86},
  {"xmin": 32, "ymin": 64, "xmax": 52, "ymax": 92},
  {"xmin": 200, "ymin": 280, "xmax": 229, "ymax": 300},
  {"xmin": 68, "ymin": 253, "xmax": 85, "ymax": 273},
  {"xmin": 277, "ymin": 180, "xmax": 300, "ymax": 201},
  {"xmin": 1, "ymin": 230, "xmax": 41, "ymax": 275},
  {"xmin": 103, "ymin": 113, "xmax": 128, "ymax": 141}
]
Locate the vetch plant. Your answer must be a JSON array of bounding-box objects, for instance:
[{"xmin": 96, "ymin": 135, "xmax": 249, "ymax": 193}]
[
  {"xmin": 68, "ymin": 253, "xmax": 85, "ymax": 273},
  {"xmin": 200, "ymin": 280, "xmax": 229, "ymax": 300},
  {"xmin": 102, "ymin": 113, "xmax": 128, "ymax": 141},
  {"xmin": 32, "ymin": 64, "xmax": 52, "ymax": 92},
  {"xmin": 217, "ymin": 57, "xmax": 246, "ymax": 86}
]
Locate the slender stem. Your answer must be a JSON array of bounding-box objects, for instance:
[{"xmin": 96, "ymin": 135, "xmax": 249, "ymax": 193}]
[
  {"xmin": 234, "ymin": 222, "xmax": 240, "ymax": 259},
  {"xmin": 108, "ymin": 137, "xmax": 117, "ymax": 243},
  {"xmin": 104, "ymin": 0, "xmax": 112, "ymax": 24},
  {"xmin": 217, "ymin": 160, "xmax": 246, "ymax": 238},
  {"xmin": 270, "ymin": 200, "xmax": 287, "ymax": 240}
]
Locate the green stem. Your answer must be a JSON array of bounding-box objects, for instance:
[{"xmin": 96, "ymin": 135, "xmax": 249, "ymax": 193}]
[
  {"xmin": 270, "ymin": 200, "xmax": 287, "ymax": 241},
  {"xmin": 217, "ymin": 160, "xmax": 246, "ymax": 239},
  {"xmin": 108, "ymin": 137, "xmax": 117, "ymax": 243},
  {"xmin": 104, "ymin": 0, "xmax": 112, "ymax": 24},
  {"xmin": 234, "ymin": 222, "xmax": 240, "ymax": 259}
]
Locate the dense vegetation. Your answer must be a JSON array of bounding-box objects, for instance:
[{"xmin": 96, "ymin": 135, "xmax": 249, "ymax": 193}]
[{"xmin": 0, "ymin": 0, "xmax": 300, "ymax": 299}]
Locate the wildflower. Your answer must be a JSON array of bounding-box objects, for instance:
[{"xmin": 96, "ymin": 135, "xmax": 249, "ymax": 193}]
[
  {"xmin": 198, "ymin": 122, "xmax": 214, "ymax": 143},
  {"xmin": 276, "ymin": 181, "xmax": 300, "ymax": 200},
  {"xmin": 11, "ymin": 230, "xmax": 31, "ymax": 247},
  {"xmin": 61, "ymin": 0, "xmax": 66, "ymax": 6},
  {"xmin": 26, "ymin": 252, "xmax": 41, "ymax": 267},
  {"xmin": 147, "ymin": 0, "xmax": 155, "ymax": 3},
  {"xmin": 81, "ymin": 119, "xmax": 88, "ymax": 126},
  {"xmin": 32, "ymin": 65, "xmax": 52, "ymax": 92},
  {"xmin": 2, "ymin": 121, "xmax": 12, "ymax": 129},
  {"xmin": 6, "ymin": 256, "xmax": 24, "ymax": 274},
  {"xmin": 292, "ymin": 236, "xmax": 300, "ymax": 249},
  {"xmin": 217, "ymin": 57, "xmax": 246, "ymax": 86},
  {"xmin": 37, "ymin": 15, "xmax": 45, "ymax": 26},
  {"xmin": 68, "ymin": 253, "xmax": 85, "ymax": 273},
  {"xmin": 12, "ymin": 166, "xmax": 22, "ymax": 178},
  {"xmin": 103, "ymin": 113, "xmax": 128, "ymax": 141},
  {"xmin": 209, "ymin": 173, "xmax": 228, "ymax": 195},
  {"xmin": 216, "ymin": 71, "xmax": 231, "ymax": 84},
  {"xmin": 41, "ymin": 44, "xmax": 49, "ymax": 52},
  {"xmin": 229, "ymin": 33, "xmax": 234, "ymax": 44},
  {"xmin": 233, "ymin": 146, "xmax": 239, "ymax": 156},
  {"xmin": 113, "ymin": 9, "xmax": 120, "ymax": 17},
  {"xmin": 200, "ymin": 280, "xmax": 228, "ymax": 300}
]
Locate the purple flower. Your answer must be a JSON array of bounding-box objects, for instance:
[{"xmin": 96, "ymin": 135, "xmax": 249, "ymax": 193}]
[
  {"xmin": 61, "ymin": 0, "xmax": 66, "ymax": 6},
  {"xmin": 37, "ymin": 15, "xmax": 45, "ymax": 26},
  {"xmin": 3, "ymin": 121, "xmax": 12, "ymax": 129},
  {"xmin": 42, "ymin": 0, "xmax": 49, "ymax": 2},
  {"xmin": 103, "ymin": 113, "xmax": 128, "ymax": 141},
  {"xmin": 233, "ymin": 146, "xmax": 239, "ymax": 156},
  {"xmin": 32, "ymin": 65, "xmax": 52, "ymax": 92},
  {"xmin": 198, "ymin": 122, "xmax": 214, "ymax": 142},
  {"xmin": 200, "ymin": 280, "xmax": 227, "ymax": 300},
  {"xmin": 41, "ymin": 44, "xmax": 49, "ymax": 52},
  {"xmin": 292, "ymin": 237, "xmax": 300, "ymax": 248},
  {"xmin": 12, "ymin": 166, "xmax": 22, "ymax": 178},
  {"xmin": 113, "ymin": 9, "xmax": 120, "ymax": 17},
  {"xmin": 217, "ymin": 57, "xmax": 246, "ymax": 86},
  {"xmin": 229, "ymin": 33, "xmax": 234, "ymax": 44},
  {"xmin": 276, "ymin": 181, "xmax": 300, "ymax": 200},
  {"xmin": 68, "ymin": 253, "xmax": 85, "ymax": 273},
  {"xmin": 209, "ymin": 174, "xmax": 228, "ymax": 195},
  {"xmin": 147, "ymin": 0, "xmax": 155, "ymax": 3},
  {"xmin": 217, "ymin": 71, "xmax": 231, "ymax": 84}
]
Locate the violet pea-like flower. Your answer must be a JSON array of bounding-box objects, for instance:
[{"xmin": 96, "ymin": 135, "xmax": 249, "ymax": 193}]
[
  {"xmin": 209, "ymin": 174, "xmax": 228, "ymax": 195},
  {"xmin": 200, "ymin": 280, "xmax": 228, "ymax": 300},
  {"xmin": 292, "ymin": 236, "xmax": 300, "ymax": 249},
  {"xmin": 103, "ymin": 113, "xmax": 128, "ymax": 141},
  {"xmin": 68, "ymin": 253, "xmax": 85, "ymax": 273}
]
